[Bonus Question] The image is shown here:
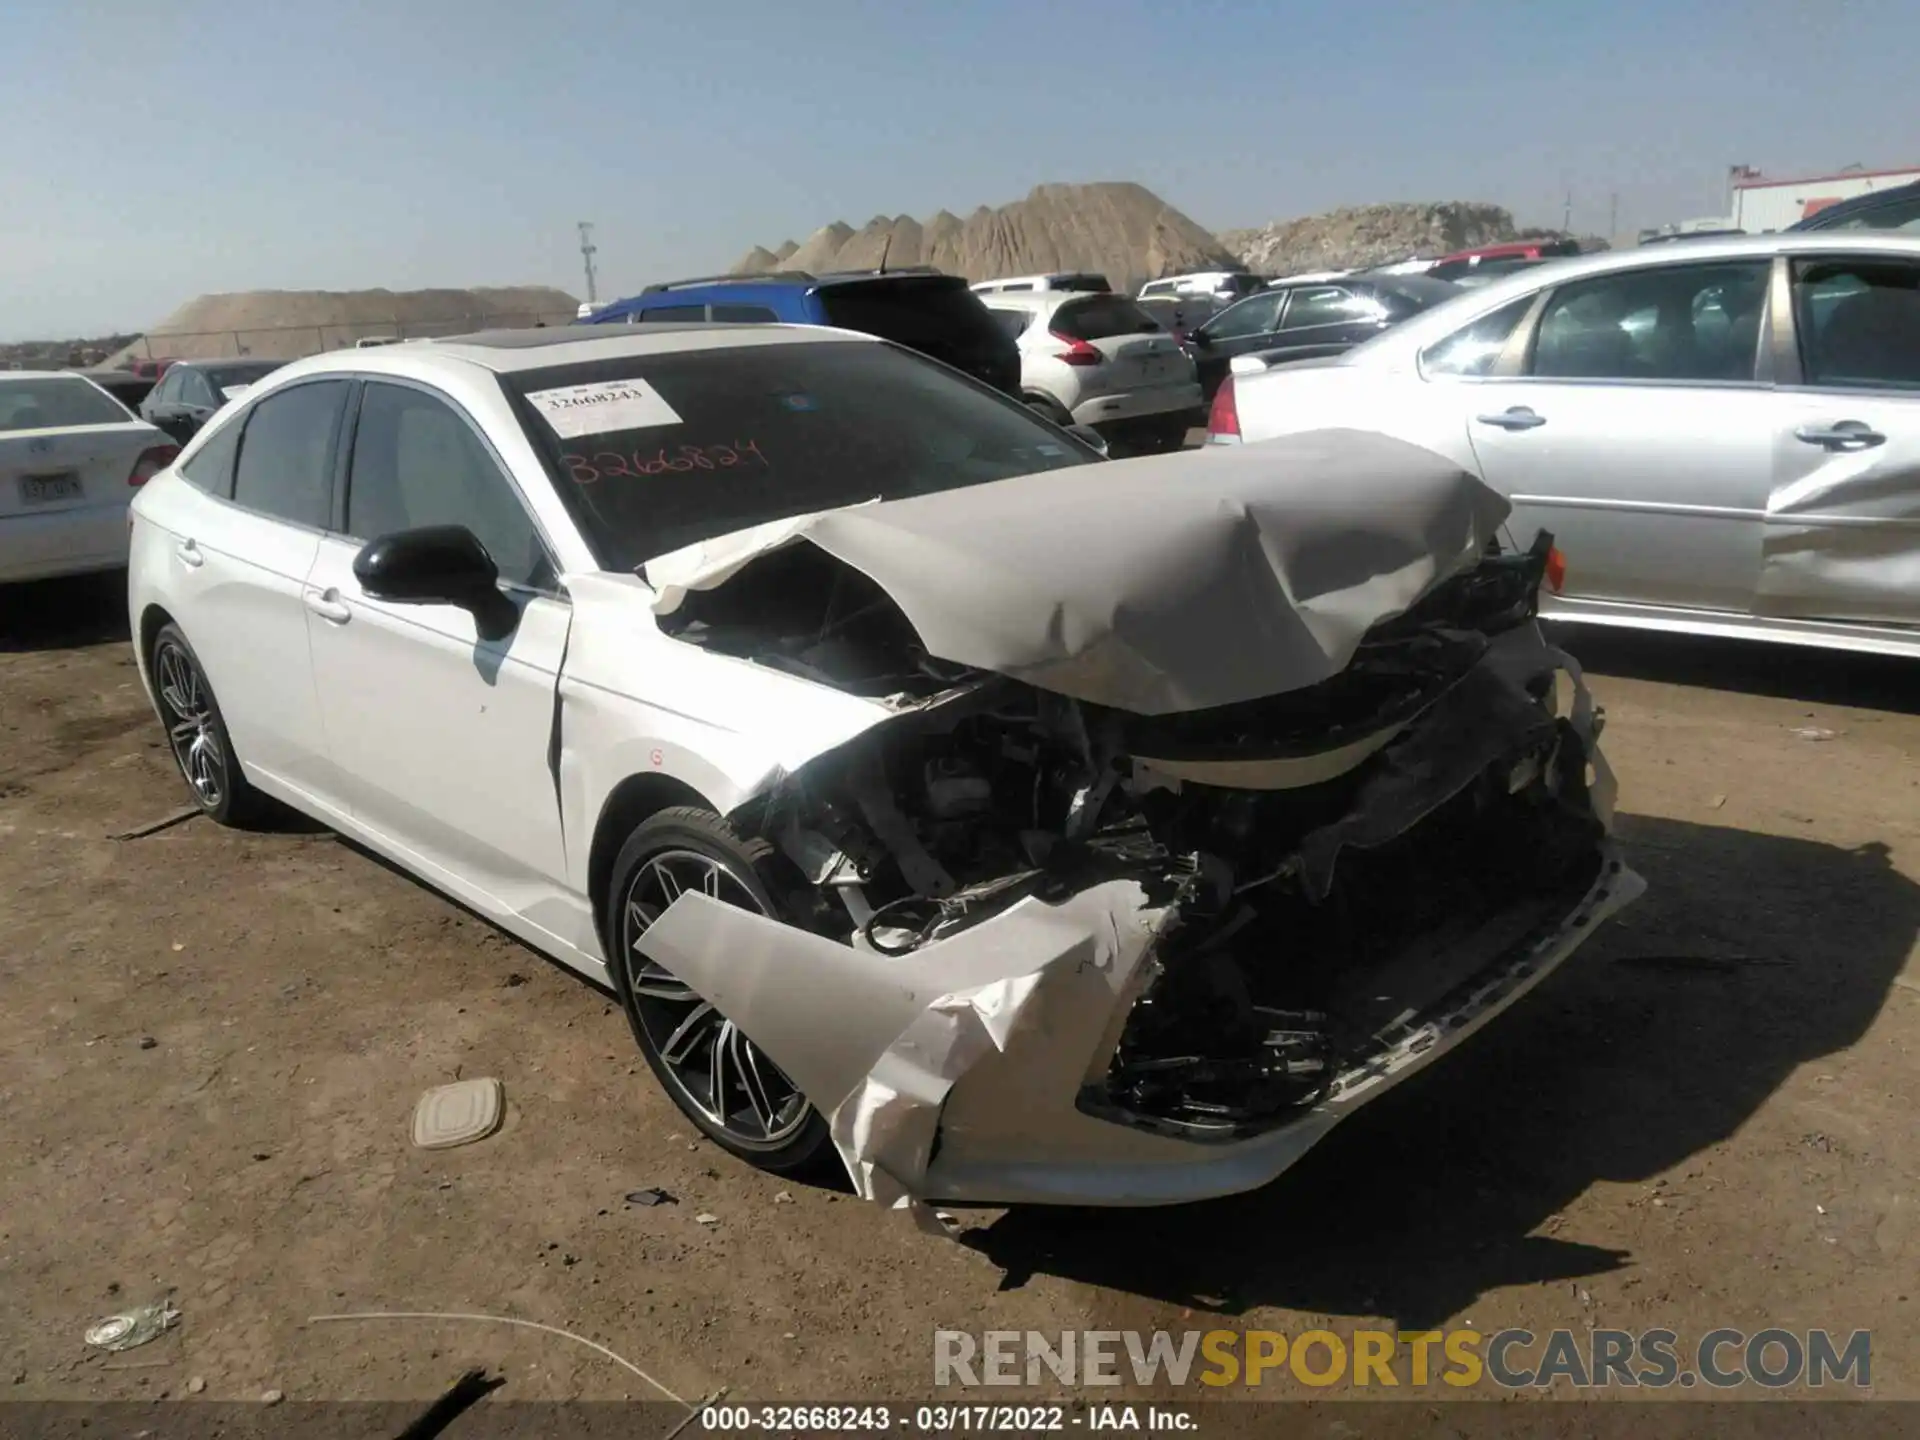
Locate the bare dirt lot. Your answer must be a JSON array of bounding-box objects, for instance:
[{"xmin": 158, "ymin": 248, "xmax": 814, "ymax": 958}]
[{"xmin": 2, "ymin": 572, "xmax": 1916, "ymax": 1408}]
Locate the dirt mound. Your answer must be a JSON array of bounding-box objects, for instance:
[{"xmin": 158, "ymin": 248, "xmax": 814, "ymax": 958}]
[
  {"xmin": 111, "ymin": 286, "xmax": 580, "ymax": 363},
  {"xmin": 731, "ymin": 182, "xmax": 1238, "ymax": 294},
  {"xmin": 1221, "ymin": 202, "xmax": 1519, "ymax": 275}
]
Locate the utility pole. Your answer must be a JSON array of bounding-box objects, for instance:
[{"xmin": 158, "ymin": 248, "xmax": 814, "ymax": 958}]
[
  {"xmin": 1609, "ymin": 191, "xmax": 1619, "ymax": 239},
  {"xmin": 577, "ymin": 222, "xmax": 599, "ymax": 305},
  {"xmin": 1562, "ymin": 189, "xmax": 1573, "ymax": 233}
]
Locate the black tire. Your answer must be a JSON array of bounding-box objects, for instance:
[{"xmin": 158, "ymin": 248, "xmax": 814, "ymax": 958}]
[
  {"xmin": 606, "ymin": 806, "xmax": 832, "ymax": 1175},
  {"xmin": 148, "ymin": 622, "xmax": 267, "ymax": 827}
]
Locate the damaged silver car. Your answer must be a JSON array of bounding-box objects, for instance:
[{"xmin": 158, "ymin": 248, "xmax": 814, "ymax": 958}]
[{"xmin": 128, "ymin": 324, "xmax": 1641, "ymax": 1212}]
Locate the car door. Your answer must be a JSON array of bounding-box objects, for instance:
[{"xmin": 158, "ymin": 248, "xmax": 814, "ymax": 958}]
[
  {"xmin": 1190, "ymin": 290, "xmax": 1286, "ymax": 398},
  {"xmin": 147, "ymin": 379, "xmax": 348, "ymax": 807},
  {"xmin": 302, "ymin": 377, "xmax": 576, "ymax": 927},
  {"xmin": 1763, "ymin": 252, "xmax": 1920, "ymax": 625},
  {"xmin": 1465, "ymin": 258, "xmax": 1778, "ymax": 614},
  {"xmin": 1272, "ymin": 284, "xmax": 1392, "ymax": 354},
  {"xmin": 141, "ymin": 367, "xmax": 187, "ymax": 440}
]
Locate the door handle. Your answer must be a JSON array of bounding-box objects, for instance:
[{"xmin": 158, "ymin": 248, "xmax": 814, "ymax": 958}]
[
  {"xmin": 1476, "ymin": 407, "xmax": 1547, "ymax": 431},
  {"xmin": 303, "ymin": 588, "xmax": 352, "ymax": 624},
  {"xmin": 175, "ymin": 539, "xmax": 204, "ymax": 569},
  {"xmin": 1794, "ymin": 420, "xmax": 1886, "ymax": 450}
]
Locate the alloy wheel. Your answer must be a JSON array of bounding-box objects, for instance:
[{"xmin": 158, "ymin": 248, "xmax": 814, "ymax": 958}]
[
  {"xmin": 154, "ymin": 640, "xmax": 225, "ymax": 809},
  {"xmin": 620, "ymin": 849, "xmax": 810, "ymax": 1148}
]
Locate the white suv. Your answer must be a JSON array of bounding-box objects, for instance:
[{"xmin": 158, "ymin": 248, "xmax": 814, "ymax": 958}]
[
  {"xmin": 1139, "ymin": 271, "xmax": 1267, "ymax": 306},
  {"xmin": 981, "ymin": 291, "xmax": 1201, "ymax": 452},
  {"xmin": 969, "ymin": 272, "xmax": 1111, "ymax": 295}
]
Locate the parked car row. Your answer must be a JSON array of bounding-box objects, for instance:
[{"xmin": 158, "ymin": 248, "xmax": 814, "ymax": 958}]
[{"xmin": 1208, "ymin": 230, "xmax": 1920, "ymax": 662}]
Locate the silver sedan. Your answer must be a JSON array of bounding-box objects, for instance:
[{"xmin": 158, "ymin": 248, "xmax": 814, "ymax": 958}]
[{"xmin": 1217, "ymin": 232, "xmax": 1920, "ymax": 660}]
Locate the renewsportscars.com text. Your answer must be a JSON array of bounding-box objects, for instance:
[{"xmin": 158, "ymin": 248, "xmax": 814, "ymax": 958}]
[{"xmin": 933, "ymin": 1328, "xmax": 1871, "ymax": 1390}]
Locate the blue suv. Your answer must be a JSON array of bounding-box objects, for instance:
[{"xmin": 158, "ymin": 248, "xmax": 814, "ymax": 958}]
[{"xmin": 583, "ymin": 268, "xmax": 1022, "ymax": 398}]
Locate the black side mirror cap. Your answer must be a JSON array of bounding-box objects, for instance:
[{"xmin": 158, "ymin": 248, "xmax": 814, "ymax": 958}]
[{"xmin": 353, "ymin": 525, "xmax": 518, "ymax": 640}]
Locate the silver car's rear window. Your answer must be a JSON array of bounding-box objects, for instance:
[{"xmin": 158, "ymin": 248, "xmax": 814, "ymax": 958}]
[{"xmin": 0, "ymin": 377, "xmax": 133, "ymax": 431}]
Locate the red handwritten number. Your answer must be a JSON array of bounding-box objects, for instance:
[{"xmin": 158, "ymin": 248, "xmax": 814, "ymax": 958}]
[
  {"xmin": 560, "ymin": 441, "xmax": 768, "ymax": 484},
  {"xmin": 649, "ymin": 748, "xmax": 664, "ymax": 768}
]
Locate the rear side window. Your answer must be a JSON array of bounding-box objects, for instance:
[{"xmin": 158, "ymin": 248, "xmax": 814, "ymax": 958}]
[
  {"xmin": 231, "ymin": 380, "xmax": 347, "ymax": 527},
  {"xmin": 710, "ymin": 304, "xmax": 779, "ymax": 322},
  {"xmin": 1792, "ymin": 258, "xmax": 1920, "ymax": 389},
  {"xmin": 0, "ymin": 376, "xmax": 132, "ymax": 431},
  {"xmin": 1420, "ymin": 296, "xmax": 1535, "ymax": 377},
  {"xmin": 987, "ymin": 308, "xmax": 1032, "ymax": 340},
  {"xmin": 639, "ymin": 304, "xmax": 706, "ymax": 322},
  {"xmin": 179, "ymin": 416, "xmax": 244, "ymax": 499},
  {"xmin": 1280, "ymin": 287, "xmax": 1378, "ymax": 329},
  {"xmin": 1052, "ymin": 295, "xmax": 1161, "ymax": 340}
]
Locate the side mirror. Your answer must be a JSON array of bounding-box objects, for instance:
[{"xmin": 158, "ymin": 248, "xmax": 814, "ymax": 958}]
[
  {"xmin": 1187, "ymin": 329, "xmax": 1212, "ymax": 347},
  {"xmin": 353, "ymin": 525, "xmax": 518, "ymax": 639},
  {"xmin": 1066, "ymin": 424, "xmax": 1109, "ymax": 458}
]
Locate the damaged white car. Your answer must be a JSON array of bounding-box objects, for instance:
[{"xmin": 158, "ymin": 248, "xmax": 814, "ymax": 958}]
[{"xmin": 127, "ymin": 325, "xmax": 1642, "ymax": 1211}]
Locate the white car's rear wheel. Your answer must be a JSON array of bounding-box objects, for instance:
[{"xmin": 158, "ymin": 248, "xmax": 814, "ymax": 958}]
[
  {"xmin": 149, "ymin": 623, "xmax": 265, "ymax": 827},
  {"xmin": 607, "ymin": 807, "xmax": 832, "ymax": 1174}
]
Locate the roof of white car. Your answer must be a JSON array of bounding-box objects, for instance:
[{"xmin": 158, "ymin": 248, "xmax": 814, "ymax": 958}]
[
  {"xmin": 1345, "ymin": 230, "xmax": 1920, "ymax": 360},
  {"xmin": 974, "ymin": 291, "xmax": 1108, "ymax": 315},
  {"xmin": 1, "ymin": 369, "xmax": 104, "ymax": 383},
  {"xmin": 259, "ymin": 322, "xmax": 870, "ymax": 384}
]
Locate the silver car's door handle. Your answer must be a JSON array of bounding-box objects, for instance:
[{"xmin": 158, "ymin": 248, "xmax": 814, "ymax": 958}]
[
  {"xmin": 1794, "ymin": 420, "xmax": 1886, "ymax": 450},
  {"xmin": 303, "ymin": 588, "xmax": 352, "ymax": 625},
  {"xmin": 1476, "ymin": 407, "xmax": 1547, "ymax": 431},
  {"xmin": 175, "ymin": 539, "xmax": 204, "ymax": 569}
]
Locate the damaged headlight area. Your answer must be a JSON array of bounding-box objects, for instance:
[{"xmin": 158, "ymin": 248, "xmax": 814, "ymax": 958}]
[{"xmin": 722, "ymin": 532, "xmax": 1612, "ymax": 1144}]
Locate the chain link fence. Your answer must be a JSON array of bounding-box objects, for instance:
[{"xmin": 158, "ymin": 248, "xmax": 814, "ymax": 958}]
[{"xmin": 133, "ymin": 310, "xmax": 582, "ymax": 362}]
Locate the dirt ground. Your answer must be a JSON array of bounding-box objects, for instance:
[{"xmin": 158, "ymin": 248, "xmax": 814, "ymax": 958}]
[{"xmin": 1, "ymin": 571, "xmax": 1915, "ymax": 1408}]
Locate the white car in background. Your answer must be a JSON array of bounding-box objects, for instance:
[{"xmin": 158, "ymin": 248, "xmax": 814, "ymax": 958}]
[
  {"xmin": 969, "ymin": 273, "xmax": 1112, "ymax": 295},
  {"xmin": 123, "ymin": 323, "xmax": 1635, "ymax": 1208},
  {"xmin": 1, "ymin": 372, "xmax": 175, "ymax": 583},
  {"xmin": 1138, "ymin": 271, "xmax": 1267, "ymax": 306},
  {"xmin": 981, "ymin": 290, "xmax": 1201, "ymax": 452},
  {"xmin": 1210, "ymin": 231, "xmax": 1920, "ymax": 660}
]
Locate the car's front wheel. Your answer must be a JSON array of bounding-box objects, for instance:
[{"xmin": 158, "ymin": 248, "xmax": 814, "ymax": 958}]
[
  {"xmin": 606, "ymin": 806, "xmax": 832, "ymax": 1175},
  {"xmin": 149, "ymin": 622, "xmax": 265, "ymax": 827}
]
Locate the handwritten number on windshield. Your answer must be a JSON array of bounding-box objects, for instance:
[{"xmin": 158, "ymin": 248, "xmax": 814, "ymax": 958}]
[{"xmin": 562, "ymin": 440, "xmax": 766, "ymax": 485}]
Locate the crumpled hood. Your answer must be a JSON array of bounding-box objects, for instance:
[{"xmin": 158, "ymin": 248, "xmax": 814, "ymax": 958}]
[{"xmin": 646, "ymin": 428, "xmax": 1510, "ymax": 716}]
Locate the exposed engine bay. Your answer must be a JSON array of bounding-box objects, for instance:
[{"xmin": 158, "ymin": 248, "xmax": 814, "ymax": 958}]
[{"xmin": 698, "ymin": 531, "xmax": 1612, "ymax": 1141}]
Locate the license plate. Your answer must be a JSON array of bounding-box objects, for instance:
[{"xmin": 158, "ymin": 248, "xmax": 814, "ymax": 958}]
[{"xmin": 18, "ymin": 472, "xmax": 82, "ymax": 506}]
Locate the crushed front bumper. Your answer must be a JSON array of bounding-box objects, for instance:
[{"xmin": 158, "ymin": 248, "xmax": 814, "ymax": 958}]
[{"xmin": 633, "ymin": 642, "xmax": 1642, "ymax": 1212}]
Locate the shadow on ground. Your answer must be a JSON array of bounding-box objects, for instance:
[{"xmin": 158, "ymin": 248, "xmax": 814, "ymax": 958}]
[
  {"xmin": 1545, "ymin": 623, "xmax": 1919, "ymax": 715},
  {"xmin": 959, "ymin": 814, "xmax": 1919, "ymax": 1327},
  {"xmin": 0, "ymin": 571, "xmax": 132, "ymax": 653}
]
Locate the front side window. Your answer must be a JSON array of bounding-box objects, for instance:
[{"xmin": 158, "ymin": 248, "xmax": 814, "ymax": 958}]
[
  {"xmin": 1201, "ymin": 292, "xmax": 1284, "ymax": 341},
  {"xmin": 1419, "ymin": 296, "xmax": 1535, "ymax": 377},
  {"xmin": 1792, "ymin": 257, "xmax": 1920, "ymax": 389},
  {"xmin": 709, "ymin": 304, "xmax": 779, "ymax": 323},
  {"xmin": 345, "ymin": 382, "xmax": 551, "ymax": 588},
  {"xmin": 146, "ymin": 369, "xmax": 180, "ymax": 408},
  {"xmin": 177, "ymin": 370, "xmax": 217, "ymax": 407},
  {"xmin": 0, "ymin": 376, "xmax": 136, "ymax": 432},
  {"xmin": 505, "ymin": 341, "xmax": 1098, "ymax": 570},
  {"xmin": 1280, "ymin": 286, "xmax": 1382, "ymax": 330},
  {"xmin": 1529, "ymin": 262, "xmax": 1769, "ymax": 382},
  {"xmin": 231, "ymin": 380, "xmax": 348, "ymax": 527}
]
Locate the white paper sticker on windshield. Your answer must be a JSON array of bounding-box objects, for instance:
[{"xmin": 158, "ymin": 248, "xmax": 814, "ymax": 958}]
[
  {"xmin": 526, "ymin": 379, "xmax": 682, "ymax": 438},
  {"xmin": 220, "ymin": 385, "xmax": 252, "ymax": 401}
]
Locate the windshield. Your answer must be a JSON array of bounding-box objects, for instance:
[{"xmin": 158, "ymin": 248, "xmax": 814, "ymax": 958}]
[
  {"xmin": 0, "ymin": 376, "xmax": 134, "ymax": 431},
  {"xmin": 504, "ymin": 339, "xmax": 1099, "ymax": 569}
]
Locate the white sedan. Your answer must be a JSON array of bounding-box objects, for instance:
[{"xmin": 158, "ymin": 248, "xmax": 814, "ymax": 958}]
[
  {"xmin": 128, "ymin": 325, "xmax": 1638, "ymax": 1210},
  {"xmin": 1, "ymin": 372, "xmax": 175, "ymax": 583},
  {"xmin": 1212, "ymin": 231, "xmax": 1920, "ymax": 660}
]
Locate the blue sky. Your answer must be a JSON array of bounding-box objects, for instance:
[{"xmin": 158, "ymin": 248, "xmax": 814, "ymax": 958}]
[{"xmin": 2, "ymin": 0, "xmax": 1913, "ymax": 338}]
